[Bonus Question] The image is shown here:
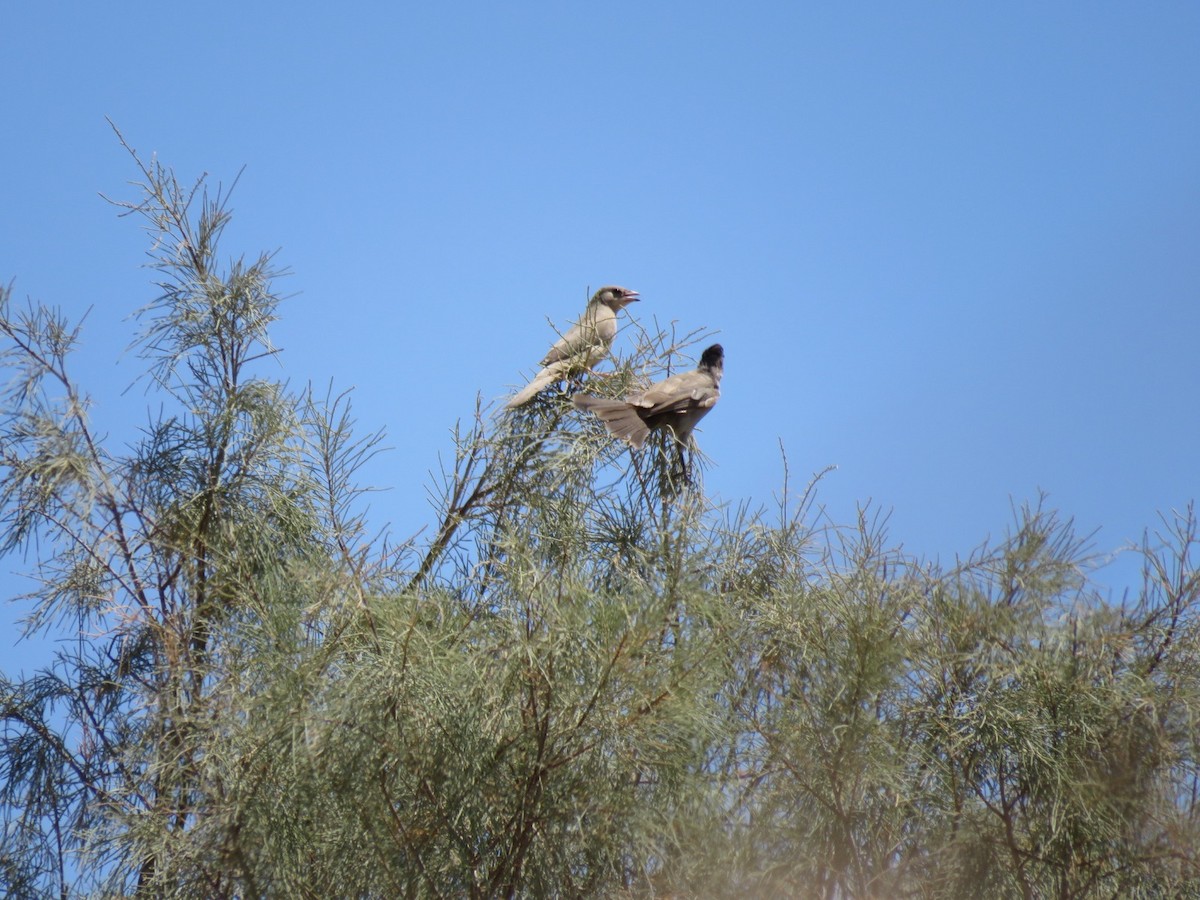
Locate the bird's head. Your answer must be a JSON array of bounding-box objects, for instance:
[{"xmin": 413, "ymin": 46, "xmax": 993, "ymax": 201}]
[
  {"xmin": 592, "ymin": 286, "xmax": 640, "ymax": 309},
  {"xmin": 699, "ymin": 344, "xmax": 724, "ymax": 372}
]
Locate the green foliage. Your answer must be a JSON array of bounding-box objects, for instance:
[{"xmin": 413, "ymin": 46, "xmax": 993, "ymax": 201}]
[{"xmin": 2, "ymin": 148, "xmax": 1199, "ymax": 898}]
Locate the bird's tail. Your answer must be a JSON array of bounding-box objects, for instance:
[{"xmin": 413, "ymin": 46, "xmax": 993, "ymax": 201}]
[
  {"xmin": 505, "ymin": 360, "xmax": 572, "ymax": 409},
  {"xmin": 572, "ymin": 394, "xmax": 651, "ymax": 449}
]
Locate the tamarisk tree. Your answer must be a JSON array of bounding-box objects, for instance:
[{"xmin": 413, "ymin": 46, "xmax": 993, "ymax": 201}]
[{"xmin": 3, "ymin": 147, "xmax": 1199, "ymax": 898}]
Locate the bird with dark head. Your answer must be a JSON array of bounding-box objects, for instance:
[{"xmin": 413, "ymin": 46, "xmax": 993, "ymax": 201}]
[
  {"xmin": 505, "ymin": 285, "xmax": 640, "ymax": 409},
  {"xmin": 572, "ymin": 343, "xmax": 724, "ymax": 450}
]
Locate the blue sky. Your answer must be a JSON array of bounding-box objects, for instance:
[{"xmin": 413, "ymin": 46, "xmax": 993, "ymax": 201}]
[{"xmin": 3, "ymin": 4, "xmax": 1198, "ymax": 673}]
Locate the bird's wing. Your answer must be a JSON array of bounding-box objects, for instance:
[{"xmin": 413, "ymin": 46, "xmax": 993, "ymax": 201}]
[
  {"xmin": 627, "ymin": 370, "xmax": 719, "ymax": 416},
  {"xmin": 540, "ymin": 320, "xmax": 597, "ymax": 365},
  {"xmin": 541, "ymin": 321, "xmax": 590, "ymax": 365},
  {"xmin": 540, "ymin": 307, "xmax": 617, "ymax": 366}
]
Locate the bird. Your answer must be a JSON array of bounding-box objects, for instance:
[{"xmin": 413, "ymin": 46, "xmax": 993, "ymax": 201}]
[
  {"xmin": 505, "ymin": 286, "xmax": 640, "ymax": 409},
  {"xmin": 572, "ymin": 343, "xmax": 724, "ymax": 450}
]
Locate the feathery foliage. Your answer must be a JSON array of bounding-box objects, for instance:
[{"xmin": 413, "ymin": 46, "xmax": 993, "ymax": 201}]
[{"xmin": 2, "ymin": 147, "xmax": 1199, "ymax": 898}]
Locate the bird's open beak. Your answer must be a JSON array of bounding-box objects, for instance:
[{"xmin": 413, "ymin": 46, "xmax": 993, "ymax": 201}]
[{"xmin": 626, "ymin": 290, "xmax": 640, "ymax": 302}]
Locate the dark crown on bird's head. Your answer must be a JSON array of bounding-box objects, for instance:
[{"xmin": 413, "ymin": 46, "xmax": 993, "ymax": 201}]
[{"xmin": 699, "ymin": 344, "xmax": 724, "ymax": 370}]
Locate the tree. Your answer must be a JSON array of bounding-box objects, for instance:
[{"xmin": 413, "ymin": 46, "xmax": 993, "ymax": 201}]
[
  {"xmin": 0, "ymin": 142, "xmax": 380, "ymax": 896},
  {"xmin": 3, "ymin": 146, "xmax": 1199, "ymax": 898}
]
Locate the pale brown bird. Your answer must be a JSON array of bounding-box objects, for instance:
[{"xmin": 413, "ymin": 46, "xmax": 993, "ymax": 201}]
[
  {"xmin": 505, "ymin": 286, "xmax": 640, "ymax": 409},
  {"xmin": 572, "ymin": 344, "xmax": 724, "ymax": 449}
]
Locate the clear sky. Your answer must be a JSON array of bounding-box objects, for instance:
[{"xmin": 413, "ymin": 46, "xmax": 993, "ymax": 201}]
[{"xmin": 3, "ymin": 4, "xmax": 1198, "ymax": 673}]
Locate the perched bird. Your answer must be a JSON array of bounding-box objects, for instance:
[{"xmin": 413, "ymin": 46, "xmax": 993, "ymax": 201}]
[
  {"xmin": 505, "ymin": 286, "xmax": 640, "ymax": 409},
  {"xmin": 572, "ymin": 344, "xmax": 724, "ymax": 449}
]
